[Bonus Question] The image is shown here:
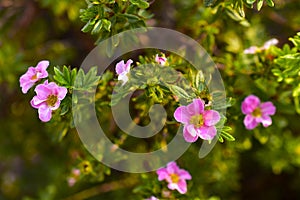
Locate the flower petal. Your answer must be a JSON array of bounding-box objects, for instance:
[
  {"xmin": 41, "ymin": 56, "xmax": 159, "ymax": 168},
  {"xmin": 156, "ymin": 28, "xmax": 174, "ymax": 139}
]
[
  {"xmin": 261, "ymin": 38, "xmax": 278, "ymax": 50},
  {"xmin": 30, "ymin": 96, "xmax": 45, "ymax": 108},
  {"xmin": 57, "ymin": 86, "xmax": 68, "ymax": 100},
  {"xmin": 118, "ymin": 72, "xmax": 129, "ymax": 85},
  {"xmin": 178, "ymin": 169, "xmax": 192, "ymax": 180},
  {"xmin": 243, "ymin": 114, "xmax": 259, "ymax": 130},
  {"xmin": 36, "ymin": 60, "xmax": 49, "ymax": 71},
  {"xmin": 155, "ymin": 54, "xmax": 167, "ymax": 65},
  {"xmin": 187, "ymin": 99, "xmax": 204, "ymax": 115},
  {"xmin": 156, "ymin": 168, "xmax": 168, "ymax": 181},
  {"xmin": 174, "ymin": 106, "xmax": 190, "ymax": 124},
  {"xmin": 35, "ymin": 83, "xmax": 51, "ymax": 100},
  {"xmin": 19, "ymin": 67, "xmax": 36, "ymax": 93},
  {"xmin": 244, "ymin": 46, "xmax": 259, "ymax": 54},
  {"xmin": 166, "ymin": 161, "xmax": 179, "ymax": 174},
  {"xmin": 38, "ymin": 105, "xmax": 52, "ymax": 122},
  {"xmin": 167, "ymin": 182, "xmax": 177, "ymax": 190},
  {"xmin": 35, "ymin": 60, "xmax": 49, "ymax": 79},
  {"xmin": 260, "ymin": 102, "xmax": 276, "ymax": 115},
  {"xmin": 183, "ymin": 125, "xmax": 198, "ymax": 142},
  {"xmin": 241, "ymin": 95, "xmax": 261, "ymax": 114},
  {"xmin": 115, "ymin": 60, "xmax": 125, "ymax": 75},
  {"xmin": 20, "ymin": 81, "xmax": 34, "ymax": 94},
  {"xmin": 124, "ymin": 59, "xmax": 133, "ymax": 72},
  {"xmin": 198, "ymin": 126, "xmax": 217, "ymax": 140},
  {"xmin": 176, "ymin": 179, "xmax": 187, "ymax": 194},
  {"xmin": 187, "ymin": 124, "xmax": 198, "ymax": 137},
  {"xmin": 260, "ymin": 115, "xmax": 272, "ymax": 127},
  {"xmin": 203, "ymin": 110, "xmax": 220, "ymax": 126}
]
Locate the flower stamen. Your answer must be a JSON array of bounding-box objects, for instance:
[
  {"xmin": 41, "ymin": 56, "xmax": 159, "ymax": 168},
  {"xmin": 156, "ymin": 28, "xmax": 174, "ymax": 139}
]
[
  {"xmin": 46, "ymin": 95, "xmax": 58, "ymax": 107},
  {"xmin": 252, "ymin": 107, "xmax": 262, "ymax": 117},
  {"xmin": 170, "ymin": 173, "xmax": 180, "ymax": 183},
  {"xmin": 190, "ymin": 114, "xmax": 204, "ymax": 128}
]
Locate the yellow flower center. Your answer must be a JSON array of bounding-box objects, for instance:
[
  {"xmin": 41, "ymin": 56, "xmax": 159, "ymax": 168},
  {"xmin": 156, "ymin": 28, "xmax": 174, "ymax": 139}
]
[
  {"xmin": 31, "ymin": 74, "xmax": 38, "ymax": 80},
  {"xmin": 46, "ymin": 95, "xmax": 58, "ymax": 107},
  {"xmin": 190, "ymin": 114, "xmax": 204, "ymax": 128},
  {"xmin": 252, "ymin": 107, "xmax": 262, "ymax": 117},
  {"xmin": 170, "ymin": 173, "xmax": 180, "ymax": 183}
]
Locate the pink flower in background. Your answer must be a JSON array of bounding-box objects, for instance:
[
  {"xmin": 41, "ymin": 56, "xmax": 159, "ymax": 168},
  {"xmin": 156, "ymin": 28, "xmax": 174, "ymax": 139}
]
[
  {"xmin": 244, "ymin": 46, "xmax": 260, "ymax": 54},
  {"xmin": 145, "ymin": 196, "xmax": 159, "ymax": 200},
  {"xmin": 67, "ymin": 177, "xmax": 76, "ymax": 187},
  {"xmin": 71, "ymin": 169, "xmax": 81, "ymax": 177},
  {"xmin": 67, "ymin": 168, "xmax": 81, "ymax": 187},
  {"xmin": 19, "ymin": 60, "xmax": 49, "ymax": 93},
  {"xmin": 174, "ymin": 98, "xmax": 220, "ymax": 142},
  {"xmin": 244, "ymin": 38, "xmax": 278, "ymax": 54},
  {"xmin": 241, "ymin": 95, "xmax": 276, "ymax": 130},
  {"xmin": 156, "ymin": 161, "xmax": 191, "ymax": 194},
  {"xmin": 261, "ymin": 38, "xmax": 279, "ymax": 50},
  {"xmin": 115, "ymin": 59, "xmax": 133, "ymax": 85},
  {"xmin": 155, "ymin": 54, "xmax": 167, "ymax": 66},
  {"xmin": 30, "ymin": 80, "xmax": 67, "ymax": 122}
]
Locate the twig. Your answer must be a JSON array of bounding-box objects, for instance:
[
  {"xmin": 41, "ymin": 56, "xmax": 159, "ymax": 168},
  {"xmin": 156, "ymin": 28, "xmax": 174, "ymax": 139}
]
[{"xmin": 64, "ymin": 176, "xmax": 139, "ymax": 200}]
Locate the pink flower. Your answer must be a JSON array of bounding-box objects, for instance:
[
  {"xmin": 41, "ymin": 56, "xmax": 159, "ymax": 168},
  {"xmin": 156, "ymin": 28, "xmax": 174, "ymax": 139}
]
[
  {"xmin": 67, "ymin": 168, "xmax": 81, "ymax": 187},
  {"xmin": 156, "ymin": 161, "xmax": 191, "ymax": 194},
  {"xmin": 155, "ymin": 54, "xmax": 167, "ymax": 66},
  {"xmin": 19, "ymin": 60, "xmax": 49, "ymax": 93},
  {"xmin": 174, "ymin": 98, "xmax": 221, "ymax": 142},
  {"xmin": 72, "ymin": 169, "xmax": 81, "ymax": 177},
  {"xmin": 244, "ymin": 38, "xmax": 279, "ymax": 54},
  {"xmin": 145, "ymin": 196, "xmax": 159, "ymax": 200},
  {"xmin": 115, "ymin": 59, "xmax": 133, "ymax": 85},
  {"xmin": 67, "ymin": 177, "xmax": 76, "ymax": 187},
  {"xmin": 30, "ymin": 80, "xmax": 67, "ymax": 122},
  {"xmin": 241, "ymin": 95, "xmax": 276, "ymax": 130},
  {"xmin": 261, "ymin": 38, "xmax": 279, "ymax": 50},
  {"xmin": 244, "ymin": 46, "xmax": 260, "ymax": 54}
]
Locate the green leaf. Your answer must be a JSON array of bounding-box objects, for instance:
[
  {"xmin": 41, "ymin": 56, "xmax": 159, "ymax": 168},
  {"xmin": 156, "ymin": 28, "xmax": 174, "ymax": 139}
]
[
  {"xmin": 130, "ymin": 20, "xmax": 146, "ymax": 29},
  {"xmin": 84, "ymin": 66, "xmax": 99, "ymax": 88},
  {"xmin": 53, "ymin": 66, "xmax": 76, "ymax": 88},
  {"xmin": 126, "ymin": 4, "xmax": 138, "ymax": 14},
  {"xmin": 218, "ymin": 135, "xmax": 224, "ymax": 143},
  {"xmin": 204, "ymin": 0, "xmax": 216, "ymax": 7},
  {"xmin": 53, "ymin": 67, "xmax": 69, "ymax": 86},
  {"xmin": 60, "ymin": 104, "xmax": 69, "ymax": 116},
  {"xmin": 237, "ymin": 5, "xmax": 245, "ymax": 18},
  {"xmin": 71, "ymin": 68, "xmax": 77, "ymax": 85},
  {"xmin": 194, "ymin": 70, "xmax": 205, "ymax": 90},
  {"xmin": 169, "ymin": 85, "xmax": 192, "ymax": 100},
  {"xmin": 129, "ymin": 0, "xmax": 149, "ymax": 9},
  {"xmin": 257, "ymin": 0, "xmax": 263, "ymax": 11},
  {"xmin": 224, "ymin": 7, "xmax": 249, "ymax": 26},
  {"xmin": 91, "ymin": 20, "xmax": 103, "ymax": 34},
  {"xmin": 289, "ymin": 32, "xmax": 300, "ymax": 47},
  {"xmin": 275, "ymin": 53, "xmax": 300, "ymax": 77},
  {"xmin": 221, "ymin": 131, "xmax": 235, "ymax": 141},
  {"xmin": 121, "ymin": 13, "xmax": 140, "ymax": 23},
  {"xmin": 60, "ymin": 96, "xmax": 71, "ymax": 116},
  {"xmin": 102, "ymin": 19, "xmax": 111, "ymax": 32},
  {"xmin": 63, "ymin": 66, "xmax": 71, "ymax": 84},
  {"xmin": 75, "ymin": 69, "xmax": 85, "ymax": 88},
  {"xmin": 81, "ymin": 20, "xmax": 93, "ymax": 33},
  {"xmin": 266, "ymin": 0, "xmax": 274, "ymax": 7},
  {"xmin": 58, "ymin": 127, "xmax": 68, "ymax": 142},
  {"xmin": 213, "ymin": 97, "xmax": 235, "ymax": 110},
  {"xmin": 246, "ymin": 0, "xmax": 256, "ymax": 4}
]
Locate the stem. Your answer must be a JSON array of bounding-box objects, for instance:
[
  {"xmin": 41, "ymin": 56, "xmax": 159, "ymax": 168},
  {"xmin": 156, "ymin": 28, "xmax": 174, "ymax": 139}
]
[{"xmin": 63, "ymin": 176, "xmax": 139, "ymax": 200}]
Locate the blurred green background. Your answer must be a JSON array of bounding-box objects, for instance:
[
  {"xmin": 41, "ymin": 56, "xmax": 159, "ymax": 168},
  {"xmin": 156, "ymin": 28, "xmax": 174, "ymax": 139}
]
[{"xmin": 1, "ymin": 0, "xmax": 300, "ymax": 199}]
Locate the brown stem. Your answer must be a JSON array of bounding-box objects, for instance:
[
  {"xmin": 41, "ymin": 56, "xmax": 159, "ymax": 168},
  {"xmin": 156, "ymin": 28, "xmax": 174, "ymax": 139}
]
[{"xmin": 64, "ymin": 176, "xmax": 139, "ymax": 200}]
